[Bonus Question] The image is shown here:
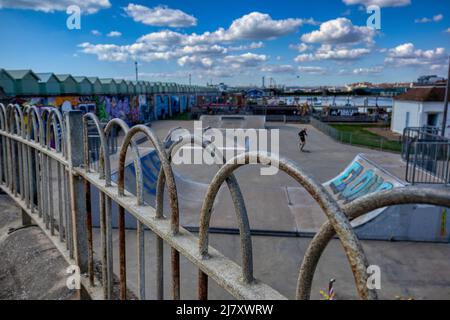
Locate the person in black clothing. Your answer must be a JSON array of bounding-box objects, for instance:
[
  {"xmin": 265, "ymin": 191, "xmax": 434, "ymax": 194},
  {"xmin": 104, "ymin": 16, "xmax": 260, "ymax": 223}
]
[{"xmin": 298, "ymin": 128, "xmax": 308, "ymax": 152}]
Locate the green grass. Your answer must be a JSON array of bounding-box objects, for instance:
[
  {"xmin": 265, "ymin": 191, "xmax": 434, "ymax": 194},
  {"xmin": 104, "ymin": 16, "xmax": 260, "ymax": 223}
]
[{"xmin": 329, "ymin": 124, "xmax": 402, "ymax": 152}]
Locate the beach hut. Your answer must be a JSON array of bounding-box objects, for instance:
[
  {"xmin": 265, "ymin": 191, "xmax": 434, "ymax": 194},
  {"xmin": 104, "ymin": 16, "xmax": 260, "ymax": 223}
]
[
  {"xmin": 153, "ymin": 82, "xmax": 161, "ymax": 94},
  {"xmin": 73, "ymin": 76, "xmax": 93, "ymax": 95},
  {"xmin": 87, "ymin": 77, "xmax": 103, "ymax": 95},
  {"xmin": 55, "ymin": 74, "xmax": 78, "ymax": 95},
  {"xmin": 139, "ymin": 81, "xmax": 148, "ymax": 94},
  {"xmin": 36, "ymin": 73, "xmax": 61, "ymax": 96},
  {"xmin": 116, "ymin": 79, "xmax": 128, "ymax": 95},
  {"xmin": 5, "ymin": 70, "xmax": 40, "ymax": 96},
  {"xmin": 0, "ymin": 69, "xmax": 16, "ymax": 96},
  {"xmin": 125, "ymin": 81, "xmax": 134, "ymax": 95},
  {"xmin": 145, "ymin": 82, "xmax": 153, "ymax": 95},
  {"xmin": 100, "ymin": 79, "xmax": 118, "ymax": 95},
  {"xmin": 133, "ymin": 81, "xmax": 143, "ymax": 94}
]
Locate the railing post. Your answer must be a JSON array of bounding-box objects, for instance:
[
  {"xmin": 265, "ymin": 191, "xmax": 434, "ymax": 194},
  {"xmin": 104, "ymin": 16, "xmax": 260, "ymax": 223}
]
[
  {"xmin": 21, "ymin": 209, "xmax": 32, "ymax": 226},
  {"xmin": 66, "ymin": 111, "xmax": 89, "ymax": 273}
]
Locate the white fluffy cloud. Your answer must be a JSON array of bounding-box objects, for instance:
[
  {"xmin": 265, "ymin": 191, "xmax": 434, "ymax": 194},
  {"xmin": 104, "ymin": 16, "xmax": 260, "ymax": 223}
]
[
  {"xmin": 0, "ymin": 0, "xmax": 111, "ymax": 14},
  {"xmin": 290, "ymin": 43, "xmax": 312, "ymax": 52},
  {"xmin": 415, "ymin": 14, "xmax": 444, "ymax": 24},
  {"xmin": 295, "ymin": 44, "xmax": 371, "ymax": 62},
  {"xmin": 298, "ymin": 66, "xmax": 327, "ymax": 75},
  {"xmin": 342, "ymin": 0, "xmax": 411, "ymax": 8},
  {"xmin": 351, "ymin": 66, "xmax": 384, "ymax": 75},
  {"xmin": 261, "ymin": 64, "xmax": 296, "ymax": 73},
  {"xmin": 182, "ymin": 12, "xmax": 316, "ymax": 45},
  {"xmin": 224, "ymin": 12, "xmax": 317, "ymax": 40},
  {"xmin": 301, "ymin": 18, "xmax": 376, "ymax": 45},
  {"xmin": 385, "ymin": 43, "xmax": 447, "ymax": 67},
  {"xmin": 107, "ymin": 31, "xmax": 122, "ymax": 37},
  {"xmin": 224, "ymin": 53, "xmax": 267, "ymax": 68},
  {"xmin": 78, "ymin": 42, "xmax": 128, "ymax": 62},
  {"xmin": 124, "ymin": 4, "xmax": 197, "ymax": 28},
  {"xmin": 178, "ymin": 56, "xmax": 213, "ymax": 69},
  {"xmin": 79, "ymin": 12, "xmax": 312, "ymax": 66},
  {"xmin": 229, "ymin": 42, "xmax": 264, "ymax": 51}
]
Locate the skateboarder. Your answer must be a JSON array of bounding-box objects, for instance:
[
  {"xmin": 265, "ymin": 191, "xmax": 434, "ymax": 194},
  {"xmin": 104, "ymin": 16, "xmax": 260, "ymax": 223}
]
[{"xmin": 298, "ymin": 128, "xmax": 308, "ymax": 152}]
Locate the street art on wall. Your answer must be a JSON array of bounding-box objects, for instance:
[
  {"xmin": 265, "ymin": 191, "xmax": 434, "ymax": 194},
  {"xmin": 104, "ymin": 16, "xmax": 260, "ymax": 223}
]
[
  {"xmin": 324, "ymin": 154, "xmax": 406, "ymax": 227},
  {"xmin": 325, "ymin": 154, "xmax": 405, "ymax": 205},
  {"xmin": 10, "ymin": 94, "xmax": 153, "ymax": 124}
]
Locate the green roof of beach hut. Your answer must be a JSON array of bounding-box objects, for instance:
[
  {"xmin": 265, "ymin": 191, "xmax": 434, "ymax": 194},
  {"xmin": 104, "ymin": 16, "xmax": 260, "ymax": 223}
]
[
  {"xmin": 73, "ymin": 76, "xmax": 93, "ymax": 95},
  {"xmin": 6, "ymin": 70, "xmax": 40, "ymax": 96},
  {"xmin": 116, "ymin": 79, "xmax": 128, "ymax": 95},
  {"xmin": 87, "ymin": 77, "xmax": 103, "ymax": 94},
  {"xmin": 0, "ymin": 69, "xmax": 16, "ymax": 96},
  {"xmin": 55, "ymin": 74, "xmax": 78, "ymax": 95},
  {"xmin": 36, "ymin": 73, "xmax": 61, "ymax": 96},
  {"xmin": 100, "ymin": 79, "xmax": 118, "ymax": 95}
]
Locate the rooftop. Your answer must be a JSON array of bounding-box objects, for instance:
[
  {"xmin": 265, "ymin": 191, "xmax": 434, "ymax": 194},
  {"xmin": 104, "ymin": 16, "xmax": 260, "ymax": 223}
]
[
  {"xmin": 6, "ymin": 70, "xmax": 39, "ymax": 80},
  {"xmin": 55, "ymin": 74, "xmax": 74, "ymax": 82},
  {"xmin": 36, "ymin": 73, "xmax": 58, "ymax": 83},
  {"xmin": 394, "ymin": 87, "xmax": 449, "ymax": 102}
]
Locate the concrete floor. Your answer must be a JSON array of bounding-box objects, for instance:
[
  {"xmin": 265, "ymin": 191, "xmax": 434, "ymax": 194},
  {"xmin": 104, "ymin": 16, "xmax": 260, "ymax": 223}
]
[
  {"xmin": 138, "ymin": 120, "xmax": 409, "ymax": 232},
  {"xmin": 0, "ymin": 195, "xmax": 77, "ymax": 300},
  {"xmin": 85, "ymin": 119, "xmax": 450, "ymax": 300},
  {"xmin": 92, "ymin": 228, "xmax": 450, "ymax": 300}
]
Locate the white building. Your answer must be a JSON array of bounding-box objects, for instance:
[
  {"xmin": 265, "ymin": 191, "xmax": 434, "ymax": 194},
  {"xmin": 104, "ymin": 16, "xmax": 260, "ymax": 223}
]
[{"xmin": 391, "ymin": 87, "xmax": 450, "ymax": 137}]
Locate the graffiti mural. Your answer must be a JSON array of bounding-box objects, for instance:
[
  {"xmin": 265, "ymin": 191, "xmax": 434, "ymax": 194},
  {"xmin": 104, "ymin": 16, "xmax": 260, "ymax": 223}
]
[
  {"xmin": 10, "ymin": 94, "xmax": 152, "ymax": 124},
  {"xmin": 325, "ymin": 155, "xmax": 404, "ymax": 205}
]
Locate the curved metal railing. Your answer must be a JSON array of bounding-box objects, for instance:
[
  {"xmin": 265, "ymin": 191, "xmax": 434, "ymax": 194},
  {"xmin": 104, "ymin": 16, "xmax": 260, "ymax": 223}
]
[{"xmin": 0, "ymin": 105, "xmax": 449, "ymax": 300}]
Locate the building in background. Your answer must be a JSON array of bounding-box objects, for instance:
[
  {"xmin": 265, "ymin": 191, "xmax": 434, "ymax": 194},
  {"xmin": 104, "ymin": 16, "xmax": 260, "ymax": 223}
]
[
  {"xmin": 416, "ymin": 75, "xmax": 446, "ymax": 86},
  {"xmin": 391, "ymin": 87, "xmax": 450, "ymax": 137}
]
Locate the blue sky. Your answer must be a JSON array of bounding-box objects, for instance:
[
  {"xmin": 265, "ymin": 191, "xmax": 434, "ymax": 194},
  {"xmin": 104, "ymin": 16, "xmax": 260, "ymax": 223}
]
[{"xmin": 0, "ymin": 0, "xmax": 449, "ymax": 86}]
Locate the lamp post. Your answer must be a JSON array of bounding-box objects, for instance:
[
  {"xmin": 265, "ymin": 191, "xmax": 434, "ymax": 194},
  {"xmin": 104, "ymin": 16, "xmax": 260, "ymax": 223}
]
[{"xmin": 135, "ymin": 61, "xmax": 138, "ymax": 82}]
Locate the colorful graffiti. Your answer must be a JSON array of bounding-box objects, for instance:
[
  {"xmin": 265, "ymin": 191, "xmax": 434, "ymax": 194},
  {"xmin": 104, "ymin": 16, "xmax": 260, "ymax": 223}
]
[
  {"xmin": 10, "ymin": 94, "xmax": 153, "ymax": 125},
  {"xmin": 326, "ymin": 155, "xmax": 403, "ymax": 205}
]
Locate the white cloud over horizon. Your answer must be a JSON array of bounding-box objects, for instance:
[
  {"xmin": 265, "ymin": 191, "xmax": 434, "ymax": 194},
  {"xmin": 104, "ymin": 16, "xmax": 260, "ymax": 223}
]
[
  {"xmin": 0, "ymin": 0, "xmax": 111, "ymax": 14},
  {"xmin": 385, "ymin": 43, "xmax": 448, "ymax": 70},
  {"xmin": 415, "ymin": 14, "xmax": 444, "ymax": 24},
  {"xmin": 301, "ymin": 18, "xmax": 376, "ymax": 45},
  {"xmin": 342, "ymin": 0, "xmax": 411, "ymax": 8},
  {"xmin": 124, "ymin": 4, "xmax": 197, "ymax": 28}
]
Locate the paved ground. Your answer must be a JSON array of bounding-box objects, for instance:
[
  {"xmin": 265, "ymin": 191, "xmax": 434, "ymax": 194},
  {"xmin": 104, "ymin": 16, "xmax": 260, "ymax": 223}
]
[
  {"xmin": 2, "ymin": 191, "xmax": 450, "ymax": 300},
  {"xmin": 0, "ymin": 195, "xmax": 77, "ymax": 300},
  {"xmin": 92, "ymin": 228, "xmax": 450, "ymax": 300},
  {"xmin": 141, "ymin": 120, "xmax": 408, "ymax": 232}
]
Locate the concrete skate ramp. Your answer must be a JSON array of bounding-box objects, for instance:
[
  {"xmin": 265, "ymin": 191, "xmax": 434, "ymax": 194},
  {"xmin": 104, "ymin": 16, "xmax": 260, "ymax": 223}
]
[
  {"xmin": 92, "ymin": 151, "xmax": 450, "ymax": 243},
  {"xmin": 199, "ymin": 115, "xmax": 266, "ymax": 129},
  {"xmin": 324, "ymin": 154, "xmax": 406, "ymax": 228},
  {"xmin": 321, "ymin": 154, "xmax": 450, "ymax": 242}
]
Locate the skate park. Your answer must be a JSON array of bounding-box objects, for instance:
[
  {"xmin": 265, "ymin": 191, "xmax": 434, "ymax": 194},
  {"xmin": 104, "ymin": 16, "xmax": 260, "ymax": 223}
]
[
  {"xmin": 86, "ymin": 115, "xmax": 450, "ymax": 300},
  {"xmin": 98, "ymin": 115, "xmax": 450, "ymax": 242}
]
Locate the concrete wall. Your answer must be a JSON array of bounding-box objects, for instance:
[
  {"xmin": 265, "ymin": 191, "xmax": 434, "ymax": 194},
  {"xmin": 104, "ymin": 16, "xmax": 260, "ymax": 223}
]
[{"xmin": 391, "ymin": 100, "xmax": 421, "ymax": 134}]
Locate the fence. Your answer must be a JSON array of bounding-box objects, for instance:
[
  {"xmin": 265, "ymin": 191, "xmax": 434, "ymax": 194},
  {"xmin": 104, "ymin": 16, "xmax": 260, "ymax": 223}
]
[
  {"xmin": 1, "ymin": 103, "xmax": 449, "ymax": 300},
  {"xmin": 403, "ymin": 127, "xmax": 450, "ymax": 184},
  {"xmin": 310, "ymin": 117, "xmax": 401, "ymax": 152}
]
